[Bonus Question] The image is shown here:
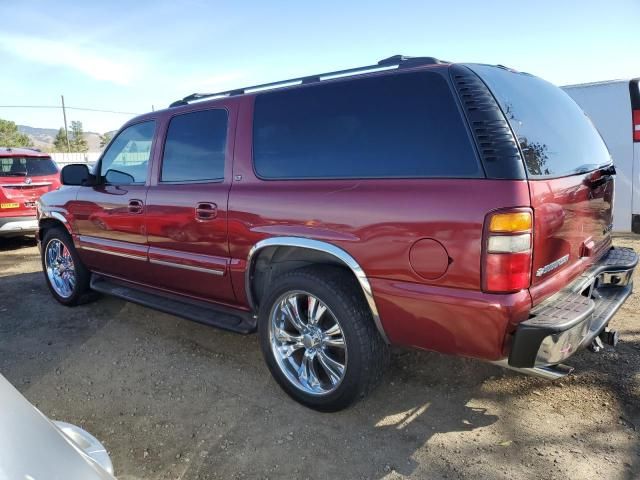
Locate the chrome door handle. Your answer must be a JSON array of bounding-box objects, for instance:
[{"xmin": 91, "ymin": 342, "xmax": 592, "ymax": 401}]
[
  {"xmin": 128, "ymin": 199, "xmax": 144, "ymax": 214},
  {"xmin": 195, "ymin": 202, "xmax": 217, "ymax": 220}
]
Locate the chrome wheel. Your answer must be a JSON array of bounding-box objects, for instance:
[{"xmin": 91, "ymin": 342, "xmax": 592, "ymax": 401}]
[
  {"xmin": 269, "ymin": 291, "xmax": 347, "ymax": 395},
  {"xmin": 45, "ymin": 238, "xmax": 76, "ymax": 299}
]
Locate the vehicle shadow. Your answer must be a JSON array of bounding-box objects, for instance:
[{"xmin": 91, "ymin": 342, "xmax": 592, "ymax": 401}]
[{"xmin": 0, "ymin": 235, "xmax": 37, "ymax": 252}]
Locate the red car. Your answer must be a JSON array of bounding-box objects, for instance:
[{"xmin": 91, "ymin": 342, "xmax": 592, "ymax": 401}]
[
  {"xmin": 37, "ymin": 56, "xmax": 637, "ymax": 411},
  {"xmin": 0, "ymin": 148, "xmax": 60, "ymax": 238}
]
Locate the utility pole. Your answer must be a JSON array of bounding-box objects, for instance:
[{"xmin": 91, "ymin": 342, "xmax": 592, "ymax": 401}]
[{"xmin": 60, "ymin": 95, "xmax": 71, "ymax": 153}]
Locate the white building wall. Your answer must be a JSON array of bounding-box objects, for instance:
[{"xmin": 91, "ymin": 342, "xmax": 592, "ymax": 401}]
[{"xmin": 50, "ymin": 152, "xmax": 100, "ymax": 167}]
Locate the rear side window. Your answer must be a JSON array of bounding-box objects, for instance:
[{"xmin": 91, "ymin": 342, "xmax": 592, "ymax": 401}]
[
  {"xmin": 469, "ymin": 65, "xmax": 611, "ymax": 178},
  {"xmin": 253, "ymin": 72, "xmax": 481, "ymax": 179},
  {"xmin": 0, "ymin": 157, "xmax": 58, "ymax": 176},
  {"xmin": 161, "ymin": 109, "xmax": 228, "ymax": 182}
]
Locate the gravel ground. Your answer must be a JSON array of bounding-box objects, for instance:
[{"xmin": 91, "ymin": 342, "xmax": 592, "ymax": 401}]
[{"xmin": 0, "ymin": 235, "xmax": 639, "ymax": 480}]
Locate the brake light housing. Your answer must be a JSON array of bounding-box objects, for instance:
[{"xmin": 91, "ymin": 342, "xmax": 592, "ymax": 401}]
[
  {"xmin": 482, "ymin": 209, "xmax": 533, "ymax": 293},
  {"xmin": 633, "ymin": 109, "xmax": 640, "ymax": 142}
]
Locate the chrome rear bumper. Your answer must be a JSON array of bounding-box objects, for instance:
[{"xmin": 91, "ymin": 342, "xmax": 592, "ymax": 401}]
[
  {"xmin": 508, "ymin": 247, "xmax": 637, "ymax": 369},
  {"xmin": 0, "ymin": 216, "xmax": 38, "ymax": 236}
]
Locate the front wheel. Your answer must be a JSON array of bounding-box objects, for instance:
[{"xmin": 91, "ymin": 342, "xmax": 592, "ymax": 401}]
[
  {"xmin": 41, "ymin": 227, "xmax": 93, "ymax": 306},
  {"xmin": 258, "ymin": 265, "xmax": 389, "ymax": 411}
]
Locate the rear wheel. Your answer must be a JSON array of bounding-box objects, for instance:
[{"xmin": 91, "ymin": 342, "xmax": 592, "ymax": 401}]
[
  {"xmin": 41, "ymin": 227, "xmax": 94, "ymax": 306},
  {"xmin": 258, "ymin": 265, "xmax": 389, "ymax": 411}
]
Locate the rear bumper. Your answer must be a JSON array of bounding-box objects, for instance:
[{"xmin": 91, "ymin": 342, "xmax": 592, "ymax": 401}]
[
  {"xmin": 508, "ymin": 247, "xmax": 637, "ymax": 368},
  {"xmin": 0, "ymin": 215, "xmax": 38, "ymax": 237}
]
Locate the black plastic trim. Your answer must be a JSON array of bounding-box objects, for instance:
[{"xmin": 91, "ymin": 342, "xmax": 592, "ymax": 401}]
[
  {"xmin": 378, "ymin": 55, "xmax": 445, "ymax": 68},
  {"xmin": 632, "ymin": 214, "xmax": 640, "ymax": 234},
  {"xmin": 170, "ymin": 55, "xmax": 448, "ymax": 107},
  {"xmin": 90, "ymin": 274, "xmax": 257, "ymax": 334},
  {"xmin": 630, "ymin": 78, "xmax": 640, "ymax": 110},
  {"xmin": 449, "ymin": 65, "xmax": 526, "ymax": 180}
]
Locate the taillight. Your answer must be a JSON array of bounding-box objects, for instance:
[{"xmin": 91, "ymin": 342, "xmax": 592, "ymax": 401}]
[
  {"xmin": 633, "ymin": 109, "xmax": 640, "ymax": 142},
  {"xmin": 482, "ymin": 209, "xmax": 533, "ymax": 293}
]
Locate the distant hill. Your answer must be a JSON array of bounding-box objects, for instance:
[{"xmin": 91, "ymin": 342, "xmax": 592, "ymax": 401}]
[{"xmin": 17, "ymin": 125, "xmax": 111, "ymax": 152}]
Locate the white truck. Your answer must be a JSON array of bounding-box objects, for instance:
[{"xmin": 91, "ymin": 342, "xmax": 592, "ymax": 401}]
[{"xmin": 563, "ymin": 78, "xmax": 640, "ymax": 233}]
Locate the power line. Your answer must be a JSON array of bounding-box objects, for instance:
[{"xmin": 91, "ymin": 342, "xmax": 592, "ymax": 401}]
[{"xmin": 0, "ymin": 105, "xmax": 141, "ymax": 115}]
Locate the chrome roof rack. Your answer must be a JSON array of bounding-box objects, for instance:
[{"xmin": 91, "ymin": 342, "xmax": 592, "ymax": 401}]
[{"xmin": 169, "ymin": 55, "xmax": 445, "ymax": 107}]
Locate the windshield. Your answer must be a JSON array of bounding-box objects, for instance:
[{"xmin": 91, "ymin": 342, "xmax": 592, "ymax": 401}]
[
  {"xmin": 0, "ymin": 157, "xmax": 59, "ymax": 177},
  {"xmin": 468, "ymin": 64, "xmax": 612, "ymax": 178}
]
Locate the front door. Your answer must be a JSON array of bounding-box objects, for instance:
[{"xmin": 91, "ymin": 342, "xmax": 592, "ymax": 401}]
[
  {"xmin": 144, "ymin": 105, "xmax": 236, "ymax": 305},
  {"xmin": 73, "ymin": 120, "xmax": 156, "ymax": 283}
]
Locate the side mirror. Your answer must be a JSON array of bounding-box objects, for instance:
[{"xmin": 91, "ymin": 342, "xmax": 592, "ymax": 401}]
[
  {"xmin": 105, "ymin": 169, "xmax": 135, "ymax": 185},
  {"xmin": 61, "ymin": 164, "xmax": 94, "ymax": 186}
]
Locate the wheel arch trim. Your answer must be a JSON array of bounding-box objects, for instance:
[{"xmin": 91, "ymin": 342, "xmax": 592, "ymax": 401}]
[
  {"xmin": 38, "ymin": 211, "xmax": 72, "ymax": 236},
  {"xmin": 245, "ymin": 236, "xmax": 390, "ymax": 344}
]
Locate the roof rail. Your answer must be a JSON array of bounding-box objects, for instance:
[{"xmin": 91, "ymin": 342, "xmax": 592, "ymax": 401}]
[{"xmin": 169, "ymin": 55, "xmax": 445, "ymax": 107}]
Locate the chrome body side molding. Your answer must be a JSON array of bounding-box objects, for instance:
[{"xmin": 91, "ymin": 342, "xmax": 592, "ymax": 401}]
[
  {"xmin": 149, "ymin": 258, "xmax": 225, "ymax": 276},
  {"xmin": 49, "ymin": 211, "xmax": 69, "ymax": 226},
  {"xmin": 245, "ymin": 236, "xmax": 390, "ymax": 344},
  {"xmin": 81, "ymin": 245, "xmax": 147, "ymax": 261},
  {"xmin": 37, "ymin": 209, "xmax": 73, "ymax": 236}
]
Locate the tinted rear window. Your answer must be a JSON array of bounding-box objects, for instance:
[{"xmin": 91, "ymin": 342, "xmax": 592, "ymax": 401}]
[
  {"xmin": 161, "ymin": 109, "xmax": 228, "ymax": 182},
  {"xmin": 469, "ymin": 65, "xmax": 611, "ymax": 178},
  {"xmin": 253, "ymin": 71, "xmax": 481, "ymax": 179},
  {"xmin": 0, "ymin": 157, "xmax": 58, "ymax": 177}
]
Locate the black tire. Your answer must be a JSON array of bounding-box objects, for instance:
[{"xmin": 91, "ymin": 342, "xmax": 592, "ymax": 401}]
[
  {"xmin": 41, "ymin": 226, "xmax": 94, "ymax": 306},
  {"xmin": 258, "ymin": 265, "xmax": 389, "ymax": 411}
]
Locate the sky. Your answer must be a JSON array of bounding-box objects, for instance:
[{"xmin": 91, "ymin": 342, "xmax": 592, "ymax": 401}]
[{"xmin": 0, "ymin": 0, "xmax": 638, "ymax": 134}]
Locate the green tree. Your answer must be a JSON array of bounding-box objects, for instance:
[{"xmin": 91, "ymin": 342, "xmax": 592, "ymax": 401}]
[
  {"xmin": 53, "ymin": 127, "xmax": 69, "ymax": 152},
  {"xmin": 99, "ymin": 132, "xmax": 112, "ymax": 149},
  {"xmin": 0, "ymin": 119, "xmax": 33, "ymax": 147},
  {"xmin": 69, "ymin": 121, "xmax": 88, "ymax": 152}
]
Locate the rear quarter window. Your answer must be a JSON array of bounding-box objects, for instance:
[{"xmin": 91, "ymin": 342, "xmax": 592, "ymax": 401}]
[
  {"xmin": 253, "ymin": 71, "xmax": 481, "ymax": 179},
  {"xmin": 469, "ymin": 64, "xmax": 611, "ymax": 178}
]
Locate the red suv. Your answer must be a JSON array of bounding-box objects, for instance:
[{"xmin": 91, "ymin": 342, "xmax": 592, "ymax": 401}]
[
  {"xmin": 0, "ymin": 148, "xmax": 60, "ymax": 239},
  {"xmin": 37, "ymin": 56, "xmax": 637, "ymax": 411}
]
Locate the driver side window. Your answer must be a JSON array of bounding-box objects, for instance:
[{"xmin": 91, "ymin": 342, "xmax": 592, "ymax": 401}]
[{"xmin": 100, "ymin": 121, "xmax": 155, "ymax": 184}]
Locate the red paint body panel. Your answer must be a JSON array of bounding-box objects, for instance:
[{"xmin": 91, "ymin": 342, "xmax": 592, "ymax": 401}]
[
  {"xmin": 72, "ymin": 184, "xmax": 150, "ymax": 283},
  {"xmin": 528, "ymin": 172, "xmax": 613, "ymax": 305},
  {"xmin": 371, "ymin": 278, "xmax": 531, "ymax": 359}
]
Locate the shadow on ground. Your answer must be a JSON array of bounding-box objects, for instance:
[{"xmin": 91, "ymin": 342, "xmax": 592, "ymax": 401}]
[{"xmin": 0, "ymin": 235, "xmax": 37, "ymax": 252}]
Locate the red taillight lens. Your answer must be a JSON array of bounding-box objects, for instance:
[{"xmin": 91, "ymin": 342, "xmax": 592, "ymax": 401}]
[
  {"xmin": 482, "ymin": 209, "xmax": 533, "ymax": 293},
  {"xmin": 633, "ymin": 110, "xmax": 640, "ymax": 142},
  {"xmin": 484, "ymin": 251, "xmax": 532, "ymax": 292}
]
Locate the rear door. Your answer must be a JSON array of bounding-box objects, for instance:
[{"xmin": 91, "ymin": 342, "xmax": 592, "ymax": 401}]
[
  {"xmin": 469, "ymin": 65, "xmax": 615, "ymax": 304},
  {"xmin": 73, "ymin": 121, "xmax": 155, "ymax": 282},
  {"xmin": 144, "ymin": 104, "xmax": 237, "ymax": 305}
]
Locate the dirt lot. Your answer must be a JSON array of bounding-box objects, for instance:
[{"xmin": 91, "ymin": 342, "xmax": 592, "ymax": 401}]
[{"xmin": 0, "ymin": 236, "xmax": 639, "ymax": 480}]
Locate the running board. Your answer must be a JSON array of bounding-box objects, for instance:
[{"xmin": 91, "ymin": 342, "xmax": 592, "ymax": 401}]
[
  {"xmin": 90, "ymin": 274, "xmax": 257, "ymax": 334},
  {"xmin": 491, "ymin": 359, "xmax": 574, "ymax": 380}
]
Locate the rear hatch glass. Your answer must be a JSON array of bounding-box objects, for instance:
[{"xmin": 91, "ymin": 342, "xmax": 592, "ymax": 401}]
[
  {"xmin": 0, "ymin": 156, "xmax": 58, "ymax": 177},
  {"xmin": 468, "ymin": 65, "xmax": 614, "ymax": 297}
]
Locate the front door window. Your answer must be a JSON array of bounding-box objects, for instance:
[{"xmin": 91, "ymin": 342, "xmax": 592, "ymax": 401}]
[{"xmin": 100, "ymin": 121, "xmax": 155, "ymax": 184}]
